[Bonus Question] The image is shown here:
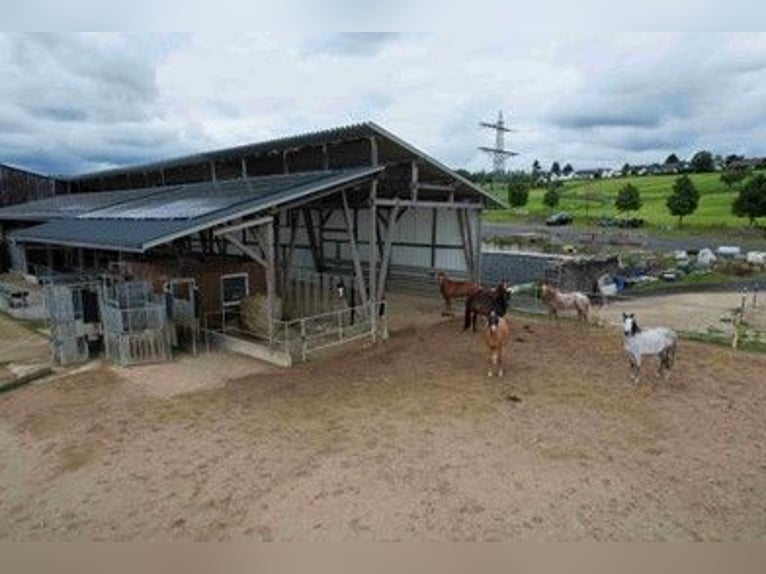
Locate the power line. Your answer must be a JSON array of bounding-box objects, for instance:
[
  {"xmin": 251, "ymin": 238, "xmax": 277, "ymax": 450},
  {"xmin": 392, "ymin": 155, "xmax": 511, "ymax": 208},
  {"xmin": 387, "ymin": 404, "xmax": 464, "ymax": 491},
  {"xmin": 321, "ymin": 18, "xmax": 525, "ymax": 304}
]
[{"xmin": 478, "ymin": 110, "xmax": 519, "ymax": 174}]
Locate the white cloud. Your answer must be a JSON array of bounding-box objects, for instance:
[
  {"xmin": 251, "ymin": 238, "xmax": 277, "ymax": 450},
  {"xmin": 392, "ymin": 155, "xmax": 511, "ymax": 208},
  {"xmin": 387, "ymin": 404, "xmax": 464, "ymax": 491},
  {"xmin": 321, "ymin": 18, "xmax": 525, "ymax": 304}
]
[{"xmin": 1, "ymin": 32, "xmax": 765, "ymax": 176}]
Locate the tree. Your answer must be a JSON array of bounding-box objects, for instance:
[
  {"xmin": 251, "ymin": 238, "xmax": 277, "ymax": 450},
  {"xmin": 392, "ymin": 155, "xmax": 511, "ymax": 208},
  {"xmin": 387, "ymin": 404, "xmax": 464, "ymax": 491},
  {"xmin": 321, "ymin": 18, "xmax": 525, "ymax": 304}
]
[
  {"xmin": 562, "ymin": 163, "xmax": 573, "ymax": 176},
  {"xmin": 507, "ymin": 174, "xmax": 531, "ymax": 208},
  {"xmin": 455, "ymin": 168, "xmax": 474, "ymax": 181},
  {"xmin": 543, "ymin": 186, "xmax": 561, "ymax": 210},
  {"xmin": 621, "ymin": 163, "xmax": 631, "ymax": 176},
  {"xmin": 720, "ymin": 169, "xmax": 750, "ymax": 190},
  {"xmin": 666, "ymin": 174, "xmax": 700, "ymax": 225},
  {"xmin": 551, "ymin": 161, "xmax": 561, "ymax": 176},
  {"xmin": 732, "ymin": 174, "xmax": 766, "ymax": 226},
  {"xmin": 532, "ymin": 159, "xmax": 541, "ymax": 175},
  {"xmin": 615, "ymin": 183, "xmax": 642, "ymax": 215},
  {"xmin": 690, "ymin": 150, "xmax": 715, "ymax": 173},
  {"xmin": 665, "ymin": 153, "xmax": 680, "ymax": 165},
  {"xmin": 725, "ymin": 154, "xmax": 745, "ymax": 167}
]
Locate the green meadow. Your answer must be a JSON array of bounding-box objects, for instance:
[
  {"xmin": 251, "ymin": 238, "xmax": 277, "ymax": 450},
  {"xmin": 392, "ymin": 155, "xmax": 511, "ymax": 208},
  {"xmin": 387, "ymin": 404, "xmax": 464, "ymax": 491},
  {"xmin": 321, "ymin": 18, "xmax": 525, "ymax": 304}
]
[{"xmin": 483, "ymin": 171, "xmax": 766, "ymax": 233}]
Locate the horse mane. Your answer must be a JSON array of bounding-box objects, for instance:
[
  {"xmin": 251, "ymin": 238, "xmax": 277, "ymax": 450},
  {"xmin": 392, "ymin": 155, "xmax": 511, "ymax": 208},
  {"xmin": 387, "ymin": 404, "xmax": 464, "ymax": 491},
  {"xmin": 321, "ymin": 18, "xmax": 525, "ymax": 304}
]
[{"xmin": 631, "ymin": 320, "xmax": 641, "ymax": 336}]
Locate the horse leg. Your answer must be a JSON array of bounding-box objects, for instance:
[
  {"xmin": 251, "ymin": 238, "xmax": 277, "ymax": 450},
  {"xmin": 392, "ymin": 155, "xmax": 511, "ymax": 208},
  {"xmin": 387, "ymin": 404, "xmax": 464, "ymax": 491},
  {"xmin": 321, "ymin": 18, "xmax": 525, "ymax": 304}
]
[
  {"xmin": 661, "ymin": 343, "xmax": 676, "ymax": 379},
  {"xmin": 463, "ymin": 300, "xmax": 472, "ymax": 331},
  {"xmin": 497, "ymin": 346, "xmax": 504, "ymax": 378},
  {"xmin": 629, "ymin": 355, "xmax": 641, "ymax": 384},
  {"xmin": 487, "ymin": 347, "xmax": 496, "ymax": 377},
  {"xmin": 577, "ymin": 303, "xmax": 589, "ymax": 326},
  {"xmin": 442, "ymin": 296, "xmax": 452, "ymax": 317}
]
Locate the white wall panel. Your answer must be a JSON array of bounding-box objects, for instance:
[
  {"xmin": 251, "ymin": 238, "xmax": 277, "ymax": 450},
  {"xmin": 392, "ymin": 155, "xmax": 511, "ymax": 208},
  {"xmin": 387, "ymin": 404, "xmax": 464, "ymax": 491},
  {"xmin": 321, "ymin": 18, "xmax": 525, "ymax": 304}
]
[
  {"xmin": 435, "ymin": 248, "xmax": 468, "ymax": 272},
  {"xmin": 390, "ymin": 245, "xmax": 430, "ymax": 268},
  {"xmin": 390, "ymin": 208, "xmax": 432, "ymax": 244},
  {"xmin": 435, "ymin": 209, "xmax": 463, "ymax": 245}
]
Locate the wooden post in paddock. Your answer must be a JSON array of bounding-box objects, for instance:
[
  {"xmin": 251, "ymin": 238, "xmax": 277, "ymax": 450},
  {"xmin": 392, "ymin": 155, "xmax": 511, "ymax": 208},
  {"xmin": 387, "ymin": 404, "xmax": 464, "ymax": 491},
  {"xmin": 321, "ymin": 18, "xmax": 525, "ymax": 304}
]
[{"xmin": 340, "ymin": 188, "xmax": 369, "ymax": 311}]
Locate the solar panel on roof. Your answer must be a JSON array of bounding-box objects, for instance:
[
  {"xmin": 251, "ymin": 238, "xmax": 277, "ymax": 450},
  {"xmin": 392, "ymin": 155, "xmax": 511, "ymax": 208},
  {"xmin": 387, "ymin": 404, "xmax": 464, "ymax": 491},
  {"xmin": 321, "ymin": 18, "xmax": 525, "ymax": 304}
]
[
  {"xmin": 78, "ymin": 171, "xmax": 334, "ymax": 220},
  {"xmin": 10, "ymin": 167, "xmax": 383, "ymax": 252}
]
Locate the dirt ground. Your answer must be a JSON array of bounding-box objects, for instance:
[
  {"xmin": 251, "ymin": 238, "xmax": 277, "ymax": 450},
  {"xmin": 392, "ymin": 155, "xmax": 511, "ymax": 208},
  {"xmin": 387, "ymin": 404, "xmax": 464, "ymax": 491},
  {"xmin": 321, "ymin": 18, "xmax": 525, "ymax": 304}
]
[
  {"xmin": 1, "ymin": 294, "xmax": 766, "ymax": 541},
  {"xmin": 600, "ymin": 290, "xmax": 766, "ymax": 336}
]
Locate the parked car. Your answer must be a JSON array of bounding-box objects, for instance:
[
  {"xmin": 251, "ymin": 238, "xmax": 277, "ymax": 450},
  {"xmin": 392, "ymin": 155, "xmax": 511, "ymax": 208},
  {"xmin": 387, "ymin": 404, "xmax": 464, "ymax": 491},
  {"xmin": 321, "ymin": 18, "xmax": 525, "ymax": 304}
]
[{"xmin": 545, "ymin": 212, "xmax": 573, "ymax": 226}]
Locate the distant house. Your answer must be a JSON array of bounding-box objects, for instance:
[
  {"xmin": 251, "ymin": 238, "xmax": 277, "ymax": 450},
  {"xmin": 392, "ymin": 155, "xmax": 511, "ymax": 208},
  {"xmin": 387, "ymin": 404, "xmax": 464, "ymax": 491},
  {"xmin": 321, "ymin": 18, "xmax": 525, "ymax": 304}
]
[
  {"xmin": 573, "ymin": 169, "xmax": 604, "ymax": 180},
  {"xmin": 727, "ymin": 158, "xmax": 762, "ymax": 171},
  {"xmin": 658, "ymin": 161, "xmax": 686, "ymax": 175}
]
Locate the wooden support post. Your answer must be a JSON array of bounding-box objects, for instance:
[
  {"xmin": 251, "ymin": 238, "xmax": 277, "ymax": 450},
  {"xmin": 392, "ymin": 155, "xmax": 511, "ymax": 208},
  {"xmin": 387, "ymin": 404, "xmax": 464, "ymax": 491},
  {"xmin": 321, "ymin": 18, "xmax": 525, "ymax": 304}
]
[
  {"xmin": 375, "ymin": 210, "xmax": 386, "ymax": 259},
  {"xmin": 474, "ymin": 211, "xmax": 483, "ymax": 283},
  {"xmin": 377, "ymin": 203, "xmax": 401, "ymax": 300},
  {"xmin": 410, "ymin": 161, "xmax": 419, "ymax": 201},
  {"xmin": 241, "ymin": 157, "xmax": 248, "ymax": 179},
  {"xmin": 210, "ymin": 161, "xmax": 217, "ymax": 184},
  {"xmin": 283, "ymin": 211, "xmax": 298, "ymax": 285},
  {"xmin": 457, "ymin": 210, "xmax": 474, "ymax": 279},
  {"xmin": 265, "ymin": 220, "xmax": 276, "ymax": 345},
  {"xmin": 220, "ymin": 221, "xmax": 276, "ymax": 345},
  {"xmin": 341, "ymin": 189, "xmax": 368, "ymax": 308},
  {"xmin": 302, "ymin": 208, "xmax": 323, "ymax": 272},
  {"xmin": 223, "ymin": 233, "xmax": 266, "ymax": 267},
  {"xmin": 369, "ymin": 184, "xmax": 378, "ymax": 337},
  {"xmin": 282, "ymin": 150, "xmax": 289, "ymax": 174},
  {"xmin": 322, "ymin": 144, "xmax": 330, "ymax": 170},
  {"xmin": 160, "ymin": 169, "xmax": 166, "ymax": 186},
  {"xmin": 430, "ymin": 207, "xmax": 438, "ymax": 269},
  {"xmin": 369, "ymin": 137, "xmax": 379, "ymax": 339},
  {"xmin": 465, "ymin": 210, "xmax": 476, "ymax": 280}
]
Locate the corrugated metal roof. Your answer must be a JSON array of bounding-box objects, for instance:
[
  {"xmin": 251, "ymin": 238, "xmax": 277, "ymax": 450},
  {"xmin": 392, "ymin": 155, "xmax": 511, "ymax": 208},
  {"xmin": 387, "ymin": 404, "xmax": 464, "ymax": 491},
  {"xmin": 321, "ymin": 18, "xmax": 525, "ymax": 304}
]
[
  {"xmin": 64, "ymin": 123, "xmax": 376, "ymax": 181},
  {"xmin": 10, "ymin": 167, "xmax": 382, "ymax": 252},
  {"xmin": 60, "ymin": 122, "xmax": 504, "ymax": 208},
  {"xmin": 0, "ymin": 187, "xmax": 167, "ymax": 221},
  {"xmin": 80, "ymin": 171, "xmax": 343, "ymax": 221}
]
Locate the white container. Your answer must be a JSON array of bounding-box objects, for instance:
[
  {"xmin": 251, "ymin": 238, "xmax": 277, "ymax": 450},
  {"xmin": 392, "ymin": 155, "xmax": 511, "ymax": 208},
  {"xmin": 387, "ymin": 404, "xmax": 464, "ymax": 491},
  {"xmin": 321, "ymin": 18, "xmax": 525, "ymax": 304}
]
[{"xmin": 717, "ymin": 246, "xmax": 742, "ymax": 257}]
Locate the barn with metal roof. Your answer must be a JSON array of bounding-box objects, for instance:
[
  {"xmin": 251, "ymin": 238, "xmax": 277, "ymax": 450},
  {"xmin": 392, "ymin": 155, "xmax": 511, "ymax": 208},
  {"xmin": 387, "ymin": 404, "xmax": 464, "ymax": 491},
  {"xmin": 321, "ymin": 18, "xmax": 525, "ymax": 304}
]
[{"xmin": 0, "ymin": 122, "xmax": 499, "ymax": 365}]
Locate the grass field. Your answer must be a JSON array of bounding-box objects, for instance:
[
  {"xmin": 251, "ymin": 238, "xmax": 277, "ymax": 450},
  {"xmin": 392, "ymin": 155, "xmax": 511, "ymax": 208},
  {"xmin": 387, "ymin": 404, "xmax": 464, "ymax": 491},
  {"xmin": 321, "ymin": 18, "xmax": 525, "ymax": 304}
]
[{"xmin": 484, "ymin": 171, "xmax": 766, "ymax": 233}]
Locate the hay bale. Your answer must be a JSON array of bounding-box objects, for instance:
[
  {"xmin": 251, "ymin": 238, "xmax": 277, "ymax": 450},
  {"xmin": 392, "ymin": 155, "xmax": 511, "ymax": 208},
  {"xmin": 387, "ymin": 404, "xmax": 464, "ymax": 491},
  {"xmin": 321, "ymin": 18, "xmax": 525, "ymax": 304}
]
[{"xmin": 240, "ymin": 293, "xmax": 282, "ymax": 335}]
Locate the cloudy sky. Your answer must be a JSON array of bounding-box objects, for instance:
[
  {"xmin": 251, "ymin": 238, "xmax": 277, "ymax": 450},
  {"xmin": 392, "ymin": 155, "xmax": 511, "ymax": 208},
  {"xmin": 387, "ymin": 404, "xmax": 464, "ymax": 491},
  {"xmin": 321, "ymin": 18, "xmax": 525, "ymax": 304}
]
[{"xmin": 1, "ymin": 32, "xmax": 765, "ymax": 176}]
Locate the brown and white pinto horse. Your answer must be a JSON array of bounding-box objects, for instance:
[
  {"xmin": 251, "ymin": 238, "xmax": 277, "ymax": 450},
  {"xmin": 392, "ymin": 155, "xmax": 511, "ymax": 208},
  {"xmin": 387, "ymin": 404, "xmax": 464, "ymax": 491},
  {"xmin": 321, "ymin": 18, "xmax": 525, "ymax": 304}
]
[
  {"xmin": 482, "ymin": 309, "xmax": 511, "ymax": 377},
  {"xmin": 539, "ymin": 281, "xmax": 591, "ymax": 324},
  {"xmin": 436, "ymin": 272, "xmax": 480, "ymax": 316}
]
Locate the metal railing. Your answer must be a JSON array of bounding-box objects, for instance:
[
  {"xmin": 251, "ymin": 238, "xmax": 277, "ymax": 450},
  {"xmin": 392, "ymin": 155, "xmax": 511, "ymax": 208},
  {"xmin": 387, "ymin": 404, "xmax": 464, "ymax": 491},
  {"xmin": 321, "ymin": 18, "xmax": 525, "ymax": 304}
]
[{"xmin": 203, "ymin": 300, "xmax": 387, "ymax": 363}]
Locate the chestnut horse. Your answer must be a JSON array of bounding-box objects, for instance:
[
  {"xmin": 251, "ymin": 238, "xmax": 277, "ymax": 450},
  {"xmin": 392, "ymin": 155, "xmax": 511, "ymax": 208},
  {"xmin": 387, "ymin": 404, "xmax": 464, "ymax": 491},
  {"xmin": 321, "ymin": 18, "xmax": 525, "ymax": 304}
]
[
  {"xmin": 539, "ymin": 281, "xmax": 591, "ymax": 324},
  {"xmin": 436, "ymin": 272, "xmax": 480, "ymax": 316},
  {"xmin": 482, "ymin": 309, "xmax": 511, "ymax": 377},
  {"xmin": 464, "ymin": 279, "xmax": 511, "ymax": 332}
]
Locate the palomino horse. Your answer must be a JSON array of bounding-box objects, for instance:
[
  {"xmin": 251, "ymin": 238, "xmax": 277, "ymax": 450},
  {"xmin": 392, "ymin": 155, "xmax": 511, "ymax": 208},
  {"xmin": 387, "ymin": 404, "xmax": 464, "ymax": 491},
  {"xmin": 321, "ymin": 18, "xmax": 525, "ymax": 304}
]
[
  {"xmin": 622, "ymin": 313, "xmax": 677, "ymax": 384},
  {"xmin": 436, "ymin": 272, "xmax": 480, "ymax": 316},
  {"xmin": 539, "ymin": 281, "xmax": 591, "ymax": 324},
  {"xmin": 464, "ymin": 279, "xmax": 511, "ymax": 332},
  {"xmin": 482, "ymin": 309, "xmax": 511, "ymax": 377}
]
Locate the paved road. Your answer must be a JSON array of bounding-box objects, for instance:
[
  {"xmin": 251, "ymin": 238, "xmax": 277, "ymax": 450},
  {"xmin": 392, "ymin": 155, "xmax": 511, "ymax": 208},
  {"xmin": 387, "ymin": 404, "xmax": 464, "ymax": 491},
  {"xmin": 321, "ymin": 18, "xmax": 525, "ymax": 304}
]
[{"xmin": 482, "ymin": 221, "xmax": 766, "ymax": 252}]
